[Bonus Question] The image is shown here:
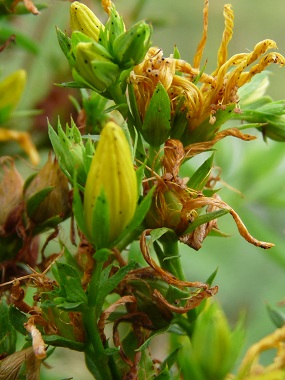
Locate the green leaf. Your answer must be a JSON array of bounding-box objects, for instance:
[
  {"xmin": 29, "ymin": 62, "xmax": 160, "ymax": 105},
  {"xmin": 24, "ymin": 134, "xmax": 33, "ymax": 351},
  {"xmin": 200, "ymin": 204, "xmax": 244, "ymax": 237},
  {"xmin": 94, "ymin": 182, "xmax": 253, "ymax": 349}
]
[
  {"xmin": 42, "ymin": 335, "xmax": 85, "ymax": 351},
  {"xmin": 0, "ymin": 300, "xmax": 17, "ymax": 355},
  {"xmin": 188, "ymin": 154, "xmax": 214, "ymax": 191},
  {"xmin": 155, "ymin": 368, "xmax": 171, "ymax": 379},
  {"xmin": 160, "ymin": 345, "xmax": 182, "ymax": 372},
  {"xmin": 142, "ymin": 82, "xmax": 171, "ymax": 146},
  {"xmin": 95, "ymin": 260, "xmax": 137, "ymax": 315},
  {"xmin": 182, "ymin": 208, "xmax": 230, "ymax": 236},
  {"xmin": 55, "ymin": 262, "xmax": 87, "ymax": 307},
  {"xmin": 8, "ymin": 306, "xmax": 27, "ymax": 336}
]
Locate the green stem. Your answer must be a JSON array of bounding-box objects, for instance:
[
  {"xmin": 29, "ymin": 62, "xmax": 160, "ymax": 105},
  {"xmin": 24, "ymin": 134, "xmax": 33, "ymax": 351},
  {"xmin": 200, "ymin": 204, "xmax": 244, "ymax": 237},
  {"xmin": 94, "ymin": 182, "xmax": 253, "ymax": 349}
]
[
  {"xmin": 82, "ymin": 251, "xmax": 113, "ymax": 379},
  {"xmin": 174, "ymin": 314, "xmax": 194, "ymax": 337},
  {"xmin": 158, "ymin": 232, "xmax": 186, "ymax": 281}
]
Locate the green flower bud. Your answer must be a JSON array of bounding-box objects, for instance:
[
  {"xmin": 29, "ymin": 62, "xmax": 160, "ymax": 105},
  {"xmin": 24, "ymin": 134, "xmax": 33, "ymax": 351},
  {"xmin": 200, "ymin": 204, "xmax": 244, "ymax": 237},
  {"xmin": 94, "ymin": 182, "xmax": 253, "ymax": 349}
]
[
  {"xmin": 84, "ymin": 121, "xmax": 137, "ymax": 248},
  {"xmin": 112, "ymin": 20, "xmax": 152, "ymax": 69},
  {"xmin": 48, "ymin": 119, "xmax": 94, "ymax": 187},
  {"xmin": 0, "ymin": 70, "xmax": 26, "ymax": 124},
  {"xmin": 190, "ymin": 302, "xmax": 244, "ymax": 380},
  {"xmin": 24, "ymin": 154, "xmax": 70, "ymax": 227},
  {"xmin": 73, "ymin": 41, "xmax": 120, "ymax": 93},
  {"xmin": 70, "ymin": 1, "xmax": 104, "ymax": 42}
]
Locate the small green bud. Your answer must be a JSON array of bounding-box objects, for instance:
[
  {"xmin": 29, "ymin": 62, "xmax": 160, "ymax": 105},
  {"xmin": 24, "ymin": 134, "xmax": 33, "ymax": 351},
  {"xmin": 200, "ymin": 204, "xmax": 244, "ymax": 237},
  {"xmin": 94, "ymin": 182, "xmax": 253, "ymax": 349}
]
[
  {"xmin": 84, "ymin": 121, "xmax": 137, "ymax": 248},
  {"xmin": 0, "ymin": 70, "xmax": 26, "ymax": 124},
  {"xmin": 24, "ymin": 154, "xmax": 70, "ymax": 227},
  {"xmin": 73, "ymin": 40, "xmax": 120, "ymax": 93},
  {"xmin": 112, "ymin": 21, "xmax": 152, "ymax": 69},
  {"xmin": 190, "ymin": 302, "xmax": 244, "ymax": 380},
  {"xmin": 70, "ymin": 1, "xmax": 104, "ymax": 42},
  {"xmin": 48, "ymin": 119, "xmax": 94, "ymax": 187}
]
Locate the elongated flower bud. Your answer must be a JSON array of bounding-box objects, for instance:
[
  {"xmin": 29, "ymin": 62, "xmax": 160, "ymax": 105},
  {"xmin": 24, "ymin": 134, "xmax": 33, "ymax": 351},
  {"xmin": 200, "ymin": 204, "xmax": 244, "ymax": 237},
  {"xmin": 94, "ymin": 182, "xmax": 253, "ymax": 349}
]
[
  {"xmin": 0, "ymin": 70, "xmax": 26, "ymax": 124},
  {"xmin": 70, "ymin": 1, "xmax": 104, "ymax": 42},
  {"xmin": 84, "ymin": 121, "xmax": 137, "ymax": 247},
  {"xmin": 24, "ymin": 154, "xmax": 70, "ymax": 226},
  {"xmin": 73, "ymin": 41, "xmax": 119, "ymax": 93},
  {"xmin": 0, "ymin": 157, "xmax": 23, "ymax": 236},
  {"xmin": 112, "ymin": 21, "xmax": 152, "ymax": 69}
]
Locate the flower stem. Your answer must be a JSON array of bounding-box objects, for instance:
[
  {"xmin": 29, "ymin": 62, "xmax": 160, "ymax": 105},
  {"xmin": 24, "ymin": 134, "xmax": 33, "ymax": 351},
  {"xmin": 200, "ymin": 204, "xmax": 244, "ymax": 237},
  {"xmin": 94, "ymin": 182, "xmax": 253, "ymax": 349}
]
[
  {"xmin": 83, "ymin": 250, "xmax": 113, "ymax": 380},
  {"xmin": 157, "ymin": 232, "xmax": 186, "ymax": 281}
]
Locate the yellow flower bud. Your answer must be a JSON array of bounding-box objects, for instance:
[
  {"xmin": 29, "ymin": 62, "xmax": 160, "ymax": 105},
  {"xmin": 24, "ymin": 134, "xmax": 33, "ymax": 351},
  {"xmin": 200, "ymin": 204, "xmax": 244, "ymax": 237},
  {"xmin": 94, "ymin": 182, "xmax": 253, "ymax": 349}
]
[
  {"xmin": 84, "ymin": 122, "xmax": 137, "ymax": 246},
  {"xmin": 0, "ymin": 70, "xmax": 26, "ymax": 123},
  {"xmin": 70, "ymin": 1, "xmax": 104, "ymax": 42}
]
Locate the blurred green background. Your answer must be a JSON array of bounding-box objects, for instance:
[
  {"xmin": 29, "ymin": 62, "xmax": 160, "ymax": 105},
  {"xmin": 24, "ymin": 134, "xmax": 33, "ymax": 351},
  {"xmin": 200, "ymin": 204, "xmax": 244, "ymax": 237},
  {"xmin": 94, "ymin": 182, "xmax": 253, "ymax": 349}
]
[{"xmin": 1, "ymin": 0, "xmax": 285, "ymax": 378}]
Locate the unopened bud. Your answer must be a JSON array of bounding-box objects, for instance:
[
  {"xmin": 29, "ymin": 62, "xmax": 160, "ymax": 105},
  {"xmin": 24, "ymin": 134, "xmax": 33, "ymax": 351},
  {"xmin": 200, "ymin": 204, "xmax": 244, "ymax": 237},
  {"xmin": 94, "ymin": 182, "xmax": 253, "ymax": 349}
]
[
  {"xmin": 73, "ymin": 40, "xmax": 119, "ymax": 93},
  {"xmin": 0, "ymin": 70, "xmax": 26, "ymax": 124},
  {"xmin": 84, "ymin": 121, "xmax": 137, "ymax": 248},
  {"xmin": 112, "ymin": 21, "xmax": 152, "ymax": 69},
  {"xmin": 70, "ymin": 1, "xmax": 104, "ymax": 42},
  {"xmin": 48, "ymin": 119, "xmax": 94, "ymax": 187},
  {"xmin": 24, "ymin": 154, "xmax": 70, "ymax": 226},
  {"xmin": 191, "ymin": 302, "xmax": 244, "ymax": 380}
]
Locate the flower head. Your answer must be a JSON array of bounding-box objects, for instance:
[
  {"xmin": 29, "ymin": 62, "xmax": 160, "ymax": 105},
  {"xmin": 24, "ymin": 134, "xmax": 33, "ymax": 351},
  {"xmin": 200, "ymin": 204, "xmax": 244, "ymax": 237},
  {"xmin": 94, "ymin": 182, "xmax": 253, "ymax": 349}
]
[{"xmin": 129, "ymin": 3, "xmax": 285, "ymax": 145}]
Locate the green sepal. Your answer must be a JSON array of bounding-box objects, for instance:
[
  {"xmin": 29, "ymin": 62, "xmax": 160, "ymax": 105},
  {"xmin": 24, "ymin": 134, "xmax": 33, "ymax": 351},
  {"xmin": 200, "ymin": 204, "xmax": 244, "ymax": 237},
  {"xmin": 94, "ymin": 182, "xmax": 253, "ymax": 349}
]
[
  {"xmin": 266, "ymin": 304, "xmax": 285, "ymax": 328},
  {"xmin": 90, "ymin": 188, "xmax": 111, "ymax": 250},
  {"xmin": 182, "ymin": 208, "xmax": 230, "ymax": 236},
  {"xmin": 25, "ymin": 186, "xmax": 54, "ymax": 219},
  {"xmin": 112, "ymin": 20, "xmax": 152, "ymax": 69},
  {"xmin": 71, "ymin": 30, "xmax": 93, "ymax": 48},
  {"xmin": 184, "ymin": 103, "xmax": 236, "ymax": 144},
  {"xmin": 105, "ymin": 5, "xmax": 125, "ymax": 48},
  {"xmin": 56, "ymin": 27, "xmax": 75, "ymax": 67},
  {"xmin": 72, "ymin": 176, "xmax": 89, "ymax": 237},
  {"xmin": 169, "ymin": 97, "xmax": 188, "ymax": 140},
  {"xmin": 188, "ymin": 154, "xmax": 214, "ymax": 191},
  {"xmin": 112, "ymin": 185, "xmax": 156, "ymax": 248},
  {"xmin": 142, "ymin": 82, "xmax": 171, "ymax": 146},
  {"xmin": 128, "ymin": 82, "xmax": 143, "ymax": 132}
]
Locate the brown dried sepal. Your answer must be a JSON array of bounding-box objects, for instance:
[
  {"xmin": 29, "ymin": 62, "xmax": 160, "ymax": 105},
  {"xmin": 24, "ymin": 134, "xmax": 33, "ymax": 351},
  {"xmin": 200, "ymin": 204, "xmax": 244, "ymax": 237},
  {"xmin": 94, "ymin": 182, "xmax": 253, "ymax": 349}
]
[
  {"xmin": 140, "ymin": 229, "xmax": 209, "ymax": 289},
  {"xmin": 113, "ymin": 311, "xmax": 155, "ymax": 378},
  {"xmin": 153, "ymin": 286, "xmax": 218, "ymax": 314},
  {"xmin": 0, "ymin": 347, "xmax": 41, "ymax": 380}
]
